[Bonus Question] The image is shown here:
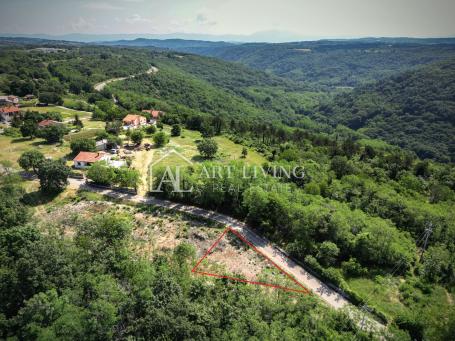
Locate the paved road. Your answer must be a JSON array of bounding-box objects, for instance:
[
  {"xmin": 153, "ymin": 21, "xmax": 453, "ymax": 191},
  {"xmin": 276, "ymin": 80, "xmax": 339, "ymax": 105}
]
[{"xmin": 94, "ymin": 66, "xmax": 158, "ymax": 91}]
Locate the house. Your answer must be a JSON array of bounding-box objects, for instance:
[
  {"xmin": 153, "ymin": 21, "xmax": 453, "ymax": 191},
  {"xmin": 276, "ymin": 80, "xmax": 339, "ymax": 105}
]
[
  {"xmin": 73, "ymin": 151, "xmax": 109, "ymax": 169},
  {"xmin": 24, "ymin": 94, "xmax": 35, "ymax": 100},
  {"xmin": 123, "ymin": 114, "xmax": 147, "ymax": 128},
  {"xmin": 0, "ymin": 95, "xmax": 19, "ymax": 106},
  {"xmin": 38, "ymin": 119, "xmax": 63, "ymax": 129},
  {"xmin": 0, "ymin": 106, "xmax": 21, "ymax": 122},
  {"xmin": 142, "ymin": 110, "xmax": 164, "ymax": 124}
]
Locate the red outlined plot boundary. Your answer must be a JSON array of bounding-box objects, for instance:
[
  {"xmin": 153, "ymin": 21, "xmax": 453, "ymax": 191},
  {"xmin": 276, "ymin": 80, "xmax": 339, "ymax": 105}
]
[{"xmin": 191, "ymin": 227, "xmax": 311, "ymax": 294}]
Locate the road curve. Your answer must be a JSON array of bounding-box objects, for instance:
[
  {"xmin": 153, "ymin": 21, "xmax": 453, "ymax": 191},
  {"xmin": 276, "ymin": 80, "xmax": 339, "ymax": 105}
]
[{"xmin": 94, "ymin": 66, "xmax": 158, "ymax": 91}]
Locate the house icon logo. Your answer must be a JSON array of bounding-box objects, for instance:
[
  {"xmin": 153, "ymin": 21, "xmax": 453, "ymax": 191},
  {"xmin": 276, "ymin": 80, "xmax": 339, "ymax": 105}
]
[{"xmin": 149, "ymin": 149, "xmax": 194, "ymax": 193}]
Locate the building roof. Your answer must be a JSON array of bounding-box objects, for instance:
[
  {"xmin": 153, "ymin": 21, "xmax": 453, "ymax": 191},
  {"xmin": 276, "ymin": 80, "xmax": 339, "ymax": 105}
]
[
  {"xmin": 142, "ymin": 110, "xmax": 162, "ymax": 118},
  {"xmin": 0, "ymin": 106, "xmax": 20, "ymax": 114},
  {"xmin": 73, "ymin": 151, "xmax": 106, "ymax": 163},
  {"xmin": 38, "ymin": 119, "xmax": 61, "ymax": 127},
  {"xmin": 123, "ymin": 114, "xmax": 146, "ymax": 124},
  {"xmin": 96, "ymin": 139, "xmax": 108, "ymax": 146}
]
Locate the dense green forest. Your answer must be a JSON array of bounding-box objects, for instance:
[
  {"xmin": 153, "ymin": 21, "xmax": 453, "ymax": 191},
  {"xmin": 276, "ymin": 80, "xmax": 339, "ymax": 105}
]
[
  {"xmin": 0, "ymin": 174, "xmax": 372, "ymax": 340},
  {"xmin": 317, "ymin": 59, "xmax": 455, "ymax": 162},
  {"xmin": 195, "ymin": 41, "xmax": 455, "ymax": 88},
  {"xmin": 1, "ymin": 39, "xmax": 455, "ymax": 340}
]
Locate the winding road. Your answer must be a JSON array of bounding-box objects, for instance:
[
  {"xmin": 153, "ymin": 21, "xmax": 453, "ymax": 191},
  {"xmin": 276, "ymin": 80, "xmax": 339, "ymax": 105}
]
[{"xmin": 94, "ymin": 66, "xmax": 159, "ymax": 91}]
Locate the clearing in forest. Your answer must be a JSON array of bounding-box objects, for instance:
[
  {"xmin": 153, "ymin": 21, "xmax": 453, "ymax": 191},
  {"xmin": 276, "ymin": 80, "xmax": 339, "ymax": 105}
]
[{"xmin": 192, "ymin": 227, "xmax": 310, "ymax": 294}]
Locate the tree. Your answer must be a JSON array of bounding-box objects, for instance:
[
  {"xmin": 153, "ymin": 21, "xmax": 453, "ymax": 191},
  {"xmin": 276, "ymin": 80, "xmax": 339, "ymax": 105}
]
[
  {"xmin": 70, "ymin": 138, "xmax": 96, "ymax": 155},
  {"xmin": 20, "ymin": 120, "xmax": 38, "ymax": 139},
  {"xmin": 105, "ymin": 121, "xmax": 122, "ymax": 135},
  {"xmin": 171, "ymin": 124, "xmax": 181, "ymax": 137},
  {"xmin": 241, "ymin": 147, "xmax": 248, "ymax": 158},
  {"xmin": 0, "ymin": 179, "xmax": 29, "ymax": 229},
  {"xmin": 115, "ymin": 168, "xmax": 140, "ymax": 190},
  {"xmin": 18, "ymin": 150, "xmax": 45, "ymax": 174},
  {"xmin": 130, "ymin": 130, "xmax": 144, "ymax": 145},
  {"xmin": 197, "ymin": 138, "xmax": 218, "ymax": 159},
  {"xmin": 330, "ymin": 156, "xmax": 354, "ymax": 179},
  {"xmin": 38, "ymin": 92, "xmax": 63, "ymax": 105},
  {"xmin": 145, "ymin": 125, "xmax": 156, "ymax": 135},
  {"xmin": 36, "ymin": 159, "xmax": 70, "ymax": 193},
  {"xmin": 87, "ymin": 162, "xmax": 116, "ymax": 186},
  {"xmin": 153, "ymin": 132, "xmax": 169, "ymax": 147},
  {"xmin": 317, "ymin": 241, "xmax": 340, "ymax": 266},
  {"xmin": 37, "ymin": 125, "xmax": 67, "ymax": 144},
  {"xmin": 73, "ymin": 114, "xmax": 84, "ymax": 129}
]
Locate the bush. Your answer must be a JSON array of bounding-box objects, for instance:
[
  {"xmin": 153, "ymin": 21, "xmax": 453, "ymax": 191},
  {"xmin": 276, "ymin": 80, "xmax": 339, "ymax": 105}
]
[
  {"xmin": 171, "ymin": 124, "xmax": 181, "ymax": 137},
  {"xmin": 70, "ymin": 138, "xmax": 96, "ymax": 155},
  {"xmin": 153, "ymin": 132, "xmax": 168, "ymax": 147},
  {"xmin": 145, "ymin": 125, "xmax": 156, "ymax": 134},
  {"xmin": 197, "ymin": 138, "xmax": 218, "ymax": 159}
]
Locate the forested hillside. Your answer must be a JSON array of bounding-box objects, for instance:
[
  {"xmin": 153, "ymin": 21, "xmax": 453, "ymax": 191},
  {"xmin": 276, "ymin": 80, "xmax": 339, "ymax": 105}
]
[
  {"xmin": 1, "ymin": 40, "xmax": 455, "ymax": 340},
  {"xmin": 194, "ymin": 40, "xmax": 455, "ymax": 87},
  {"xmin": 318, "ymin": 59, "xmax": 455, "ymax": 162}
]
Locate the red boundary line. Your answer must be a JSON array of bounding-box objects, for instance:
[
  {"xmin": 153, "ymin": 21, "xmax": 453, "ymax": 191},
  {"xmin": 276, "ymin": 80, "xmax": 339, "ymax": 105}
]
[{"xmin": 191, "ymin": 227, "xmax": 311, "ymax": 295}]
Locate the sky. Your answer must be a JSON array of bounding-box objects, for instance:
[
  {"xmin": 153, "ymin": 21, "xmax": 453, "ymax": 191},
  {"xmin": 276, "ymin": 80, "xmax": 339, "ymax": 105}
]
[{"xmin": 0, "ymin": 0, "xmax": 454, "ymax": 41}]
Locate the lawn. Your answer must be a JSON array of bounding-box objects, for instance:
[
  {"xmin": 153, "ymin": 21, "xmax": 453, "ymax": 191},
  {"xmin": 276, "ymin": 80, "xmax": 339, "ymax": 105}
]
[
  {"xmin": 134, "ymin": 126, "xmax": 266, "ymax": 194},
  {"xmin": 0, "ymin": 135, "xmax": 70, "ymax": 168},
  {"xmin": 21, "ymin": 105, "xmax": 92, "ymax": 121}
]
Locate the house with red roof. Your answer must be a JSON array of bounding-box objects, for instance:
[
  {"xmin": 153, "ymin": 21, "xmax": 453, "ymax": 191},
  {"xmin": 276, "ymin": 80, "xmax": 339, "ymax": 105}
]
[
  {"xmin": 142, "ymin": 109, "xmax": 164, "ymax": 124},
  {"xmin": 0, "ymin": 106, "xmax": 21, "ymax": 123},
  {"xmin": 73, "ymin": 151, "xmax": 109, "ymax": 169},
  {"xmin": 123, "ymin": 114, "xmax": 147, "ymax": 128},
  {"xmin": 37, "ymin": 119, "xmax": 63, "ymax": 129}
]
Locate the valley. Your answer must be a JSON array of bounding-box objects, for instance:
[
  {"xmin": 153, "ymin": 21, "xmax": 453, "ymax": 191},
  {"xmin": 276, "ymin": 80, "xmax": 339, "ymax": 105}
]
[{"xmin": 0, "ymin": 36, "xmax": 454, "ymax": 340}]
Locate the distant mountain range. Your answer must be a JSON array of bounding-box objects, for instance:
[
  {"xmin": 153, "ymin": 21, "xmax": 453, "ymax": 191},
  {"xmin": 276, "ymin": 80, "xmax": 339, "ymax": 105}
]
[{"xmin": 0, "ymin": 31, "xmax": 318, "ymax": 43}]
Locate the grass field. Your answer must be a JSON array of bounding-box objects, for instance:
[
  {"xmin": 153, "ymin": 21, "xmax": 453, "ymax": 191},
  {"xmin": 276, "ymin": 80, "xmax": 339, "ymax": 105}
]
[
  {"xmin": 21, "ymin": 105, "xmax": 92, "ymax": 120},
  {"xmin": 0, "ymin": 135, "xmax": 70, "ymax": 168}
]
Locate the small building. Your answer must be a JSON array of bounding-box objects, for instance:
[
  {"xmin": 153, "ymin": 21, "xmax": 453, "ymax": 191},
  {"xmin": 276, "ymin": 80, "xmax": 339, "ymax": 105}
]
[
  {"xmin": 37, "ymin": 119, "xmax": 63, "ymax": 129},
  {"xmin": 142, "ymin": 109, "xmax": 164, "ymax": 124},
  {"xmin": 24, "ymin": 94, "xmax": 35, "ymax": 100},
  {"xmin": 0, "ymin": 95, "xmax": 19, "ymax": 106},
  {"xmin": 123, "ymin": 114, "xmax": 147, "ymax": 128},
  {"xmin": 0, "ymin": 106, "xmax": 21, "ymax": 122},
  {"xmin": 73, "ymin": 151, "xmax": 109, "ymax": 169},
  {"xmin": 95, "ymin": 139, "xmax": 108, "ymax": 151}
]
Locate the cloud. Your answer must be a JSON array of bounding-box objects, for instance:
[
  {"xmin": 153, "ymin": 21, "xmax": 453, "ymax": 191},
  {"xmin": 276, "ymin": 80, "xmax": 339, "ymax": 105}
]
[
  {"xmin": 125, "ymin": 14, "xmax": 154, "ymax": 24},
  {"xmin": 83, "ymin": 2, "xmax": 123, "ymax": 11},
  {"xmin": 70, "ymin": 17, "xmax": 96, "ymax": 31},
  {"xmin": 195, "ymin": 13, "xmax": 217, "ymax": 26}
]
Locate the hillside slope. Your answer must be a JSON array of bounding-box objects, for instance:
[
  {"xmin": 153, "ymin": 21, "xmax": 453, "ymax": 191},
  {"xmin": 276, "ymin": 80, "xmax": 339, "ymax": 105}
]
[
  {"xmin": 318, "ymin": 59, "xmax": 455, "ymax": 162},
  {"xmin": 195, "ymin": 40, "xmax": 455, "ymax": 88}
]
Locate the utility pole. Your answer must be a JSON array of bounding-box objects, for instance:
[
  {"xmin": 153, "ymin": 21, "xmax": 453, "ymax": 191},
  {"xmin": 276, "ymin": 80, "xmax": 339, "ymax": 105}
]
[
  {"xmin": 419, "ymin": 222, "xmax": 433, "ymax": 260},
  {"xmin": 359, "ymin": 304, "xmax": 371, "ymax": 331}
]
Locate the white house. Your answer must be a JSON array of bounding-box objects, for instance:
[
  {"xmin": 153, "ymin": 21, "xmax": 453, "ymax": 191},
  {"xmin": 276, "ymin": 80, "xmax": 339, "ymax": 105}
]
[{"xmin": 73, "ymin": 151, "xmax": 110, "ymax": 169}]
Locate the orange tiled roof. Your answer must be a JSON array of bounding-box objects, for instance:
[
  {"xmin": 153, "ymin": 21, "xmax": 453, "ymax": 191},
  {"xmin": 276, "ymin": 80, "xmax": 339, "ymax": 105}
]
[
  {"xmin": 123, "ymin": 114, "xmax": 145, "ymax": 123},
  {"xmin": 0, "ymin": 106, "xmax": 20, "ymax": 114},
  {"xmin": 142, "ymin": 110, "xmax": 162, "ymax": 118},
  {"xmin": 38, "ymin": 119, "xmax": 60, "ymax": 127},
  {"xmin": 73, "ymin": 151, "xmax": 106, "ymax": 163}
]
